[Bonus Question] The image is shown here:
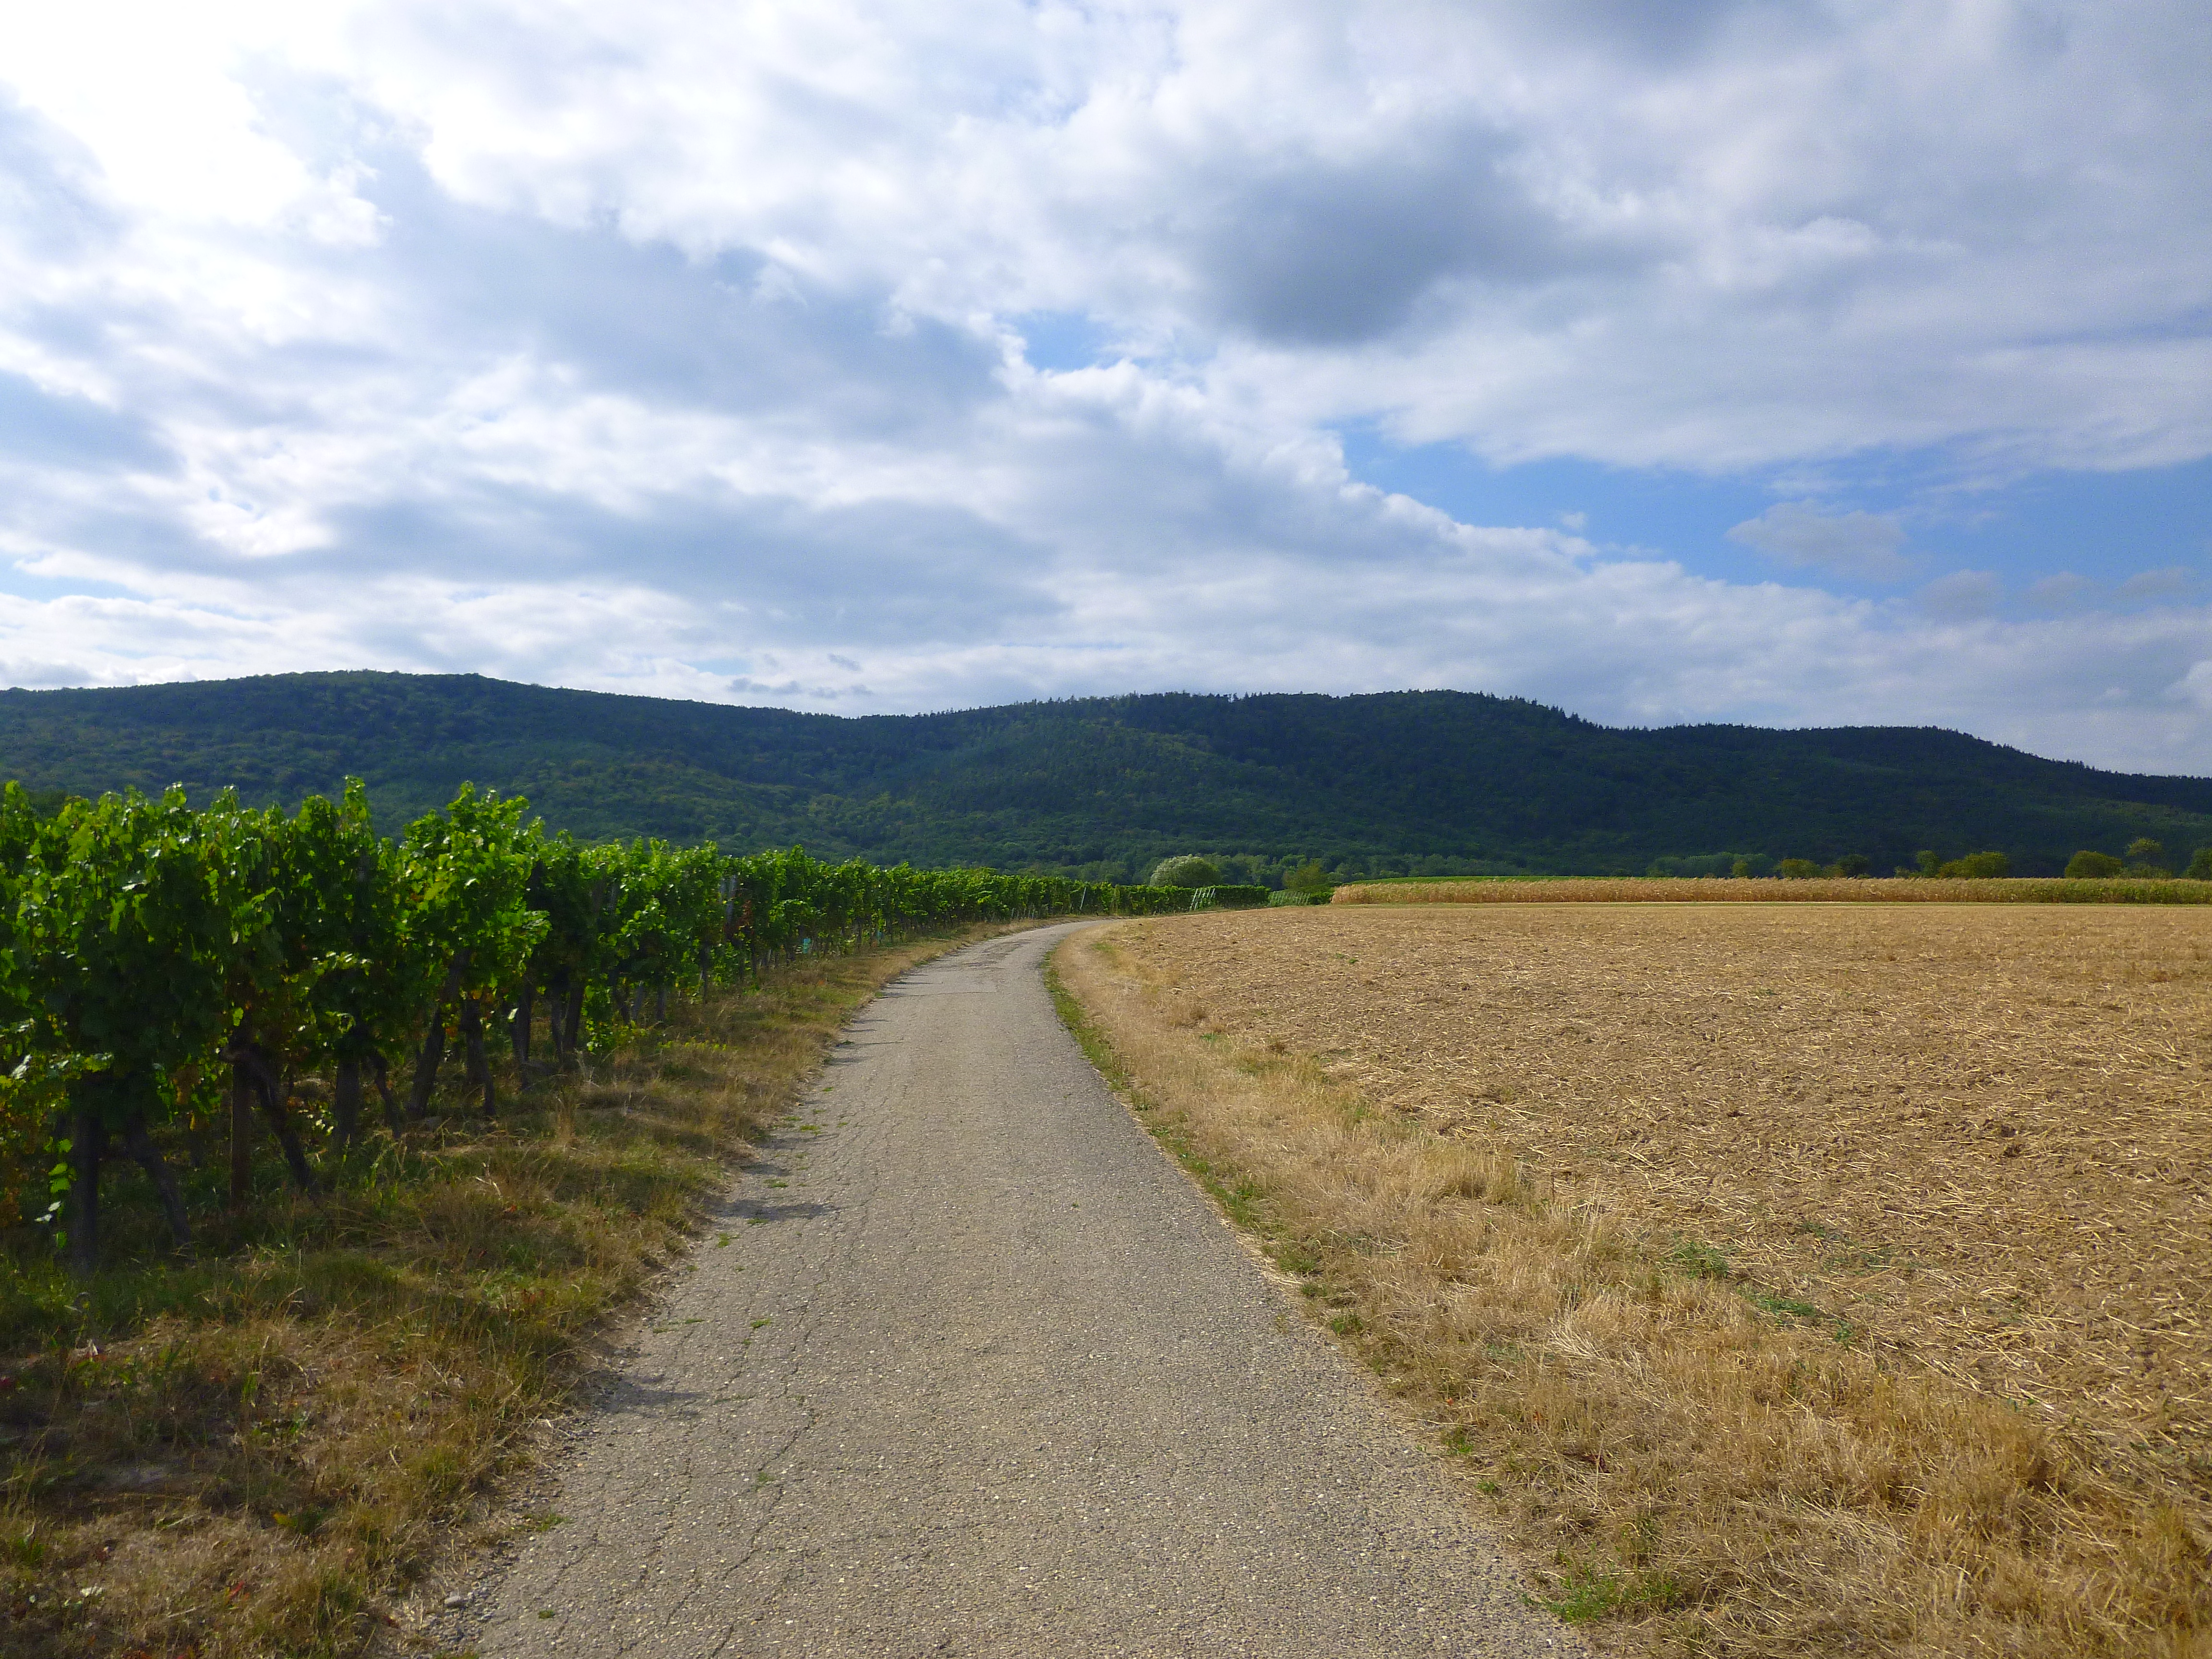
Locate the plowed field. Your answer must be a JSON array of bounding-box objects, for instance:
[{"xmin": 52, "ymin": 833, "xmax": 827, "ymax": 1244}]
[{"xmin": 1116, "ymin": 902, "xmax": 2211, "ymax": 1508}]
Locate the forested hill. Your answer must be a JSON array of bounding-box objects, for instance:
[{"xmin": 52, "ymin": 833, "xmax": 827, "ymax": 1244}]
[{"xmin": 2, "ymin": 672, "xmax": 2208, "ymax": 880}]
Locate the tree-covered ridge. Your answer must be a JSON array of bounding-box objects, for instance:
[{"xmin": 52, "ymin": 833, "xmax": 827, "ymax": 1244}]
[{"xmin": 2, "ymin": 672, "xmax": 2208, "ymax": 878}]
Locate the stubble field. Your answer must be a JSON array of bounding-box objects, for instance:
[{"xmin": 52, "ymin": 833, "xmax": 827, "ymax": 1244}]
[{"xmin": 1069, "ymin": 901, "xmax": 2210, "ymax": 1654}]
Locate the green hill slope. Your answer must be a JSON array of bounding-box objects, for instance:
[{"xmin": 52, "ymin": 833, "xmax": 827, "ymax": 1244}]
[{"xmin": 1, "ymin": 672, "xmax": 2205, "ymax": 879}]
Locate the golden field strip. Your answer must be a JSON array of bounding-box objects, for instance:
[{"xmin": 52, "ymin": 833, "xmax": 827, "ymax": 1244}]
[
  {"xmin": 1056, "ymin": 903, "xmax": 2210, "ymax": 1657},
  {"xmin": 1336, "ymin": 875, "xmax": 2212, "ymax": 906}
]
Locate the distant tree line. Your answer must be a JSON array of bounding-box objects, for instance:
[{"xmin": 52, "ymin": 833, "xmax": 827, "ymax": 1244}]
[
  {"xmin": 2063, "ymin": 838, "xmax": 2212, "ymax": 879},
  {"xmin": 1645, "ymin": 836, "xmax": 2212, "ymax": 881}
]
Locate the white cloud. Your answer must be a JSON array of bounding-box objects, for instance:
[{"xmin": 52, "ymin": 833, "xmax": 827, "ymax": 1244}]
[
  {"xmin": 23, "ymin": 0, "xmax": 2198, "ymax": 470},
  {"xmin": 2028, "ymin": 572, "xmax": 2092, "ymax": 608},
  {"xmin": 2121, "ymin": 565, "xmax": 2195, "ymax": 599},
  {"xmin": 1726, "ymin": 500, "xmax": 1911, "ymax": 579},
  {"xmin": 1918, "ymin": 570, "xmax": 2004, "ymax": 619},
  {"xmin": 2174, "ymin": 661, "xmax": 2212, "ymax": 713},
  {"xmin": 0, "ymin": 1, "xmax": 2210, "ymax": 772}
]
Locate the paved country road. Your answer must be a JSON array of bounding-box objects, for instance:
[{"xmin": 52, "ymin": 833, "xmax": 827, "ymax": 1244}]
[{"xmin": 453, "ymin": 924, "xmax": 1583, "ymax": 1658}]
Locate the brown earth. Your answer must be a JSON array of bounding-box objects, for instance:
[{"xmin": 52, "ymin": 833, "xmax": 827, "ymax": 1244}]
[{"xmin": 1111, "ymin": 902, "xmax": 2212, "ymax": 1537}]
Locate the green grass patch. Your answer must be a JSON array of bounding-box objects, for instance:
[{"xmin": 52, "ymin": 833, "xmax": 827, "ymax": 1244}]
[
  {"xmin": 1667, "ymin": 1238, "xmax": 1733, "ymax": 1281},
  {"xmin": 1539, "ymin": 1562, "xmax": 1690, "ymax": 1622}
]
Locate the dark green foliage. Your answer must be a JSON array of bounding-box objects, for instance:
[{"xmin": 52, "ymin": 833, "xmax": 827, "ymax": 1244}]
[
  {"xmin": 1830, "ymin": 854, "xmax": 1872, "ymax": 877},
  {"xmin": 2188, "ymin": 847, "xmax": 2212, "ymax": 880},
  {"xmin": 15, "ymin": 788, "xmax": 243, "ymax": 1131},
  {"xmin": 1936, "ymin": 851, "xmax": 2010, "ymax": 878},
  {"xmin": 1149, "ymin": 854, "xmax": 1220, "ymax": 887},
  {"xmin": 0, "ymin": 776, "xmax": 1180, "ymax": 1273},
  {"xmin": 284, "ymin": 782, "xmax": 411, "ymax": 1080},
  {"xmin": 1774, "ymin": 858, "xmax": 1822, "ymax": 878},
  {"xmin": 2, "ymin": 672, "xmax": 2209, "ymax": 876},
  {"xmin": 1208, "ymin": 886, "xmax": 1273, "ymax": 908},
  {"xmin": 2066, "ymin": 850, "xmax": 2126, "ymax": 878}
]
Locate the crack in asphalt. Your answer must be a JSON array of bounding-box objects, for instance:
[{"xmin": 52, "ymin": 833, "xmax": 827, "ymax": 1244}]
[{"xmin": 458, "ymin": 924, "xmax": 1583, "ymax": 1657}]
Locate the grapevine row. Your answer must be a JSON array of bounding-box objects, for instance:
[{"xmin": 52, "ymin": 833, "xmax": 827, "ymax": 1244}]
[{"xmin": 0, "ymin": 779, "xmax": 1188, "ymax": 1270}]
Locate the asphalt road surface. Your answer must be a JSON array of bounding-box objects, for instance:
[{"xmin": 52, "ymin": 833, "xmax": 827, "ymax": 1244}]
[{"xmin": 458, "ymin": 923, "xmax": 1581, "ymax": 1658}]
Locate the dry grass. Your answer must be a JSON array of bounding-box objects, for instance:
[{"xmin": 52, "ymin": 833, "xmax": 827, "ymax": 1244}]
[
  {"xmin": 1052, "ymin": 906, "xmax": 2212, "ymax": 1657},
  {"xmin": 1335, "ymin": 877, "xmax": 2212, "ymax": 905},
  {"xmin": 0, "ymin": 923, "xmax": 1026, "ymax": 1659}
]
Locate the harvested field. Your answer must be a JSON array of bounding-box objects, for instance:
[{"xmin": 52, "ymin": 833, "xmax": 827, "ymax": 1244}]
[
  {"xmin": 1178, "ymin": 902, "xmax": 2211, "ymax": 1451},
  {"xmin": 1335, "ymin": 876, "xmax": 2212, "ymax": 905},
  {"xmin": 1063, "ymin": 902, "xmax": 2212, "ymax": 1656}
]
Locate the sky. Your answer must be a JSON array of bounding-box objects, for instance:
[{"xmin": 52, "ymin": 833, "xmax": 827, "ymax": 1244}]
[{"xmin": 1, "ymin": 0, "xmax": 2209, "ymax": 772}]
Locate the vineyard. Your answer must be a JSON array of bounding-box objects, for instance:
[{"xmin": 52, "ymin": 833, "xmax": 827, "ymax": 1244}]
[{"xmin": 0, "ymin": 778, "xmax": 1185, "ymax": 1274}]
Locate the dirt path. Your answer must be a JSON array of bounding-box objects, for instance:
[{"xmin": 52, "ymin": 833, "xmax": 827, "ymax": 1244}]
[{"xmin": 452, "ymin": 924, "xmax": 1577, "ymax": 1658}]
